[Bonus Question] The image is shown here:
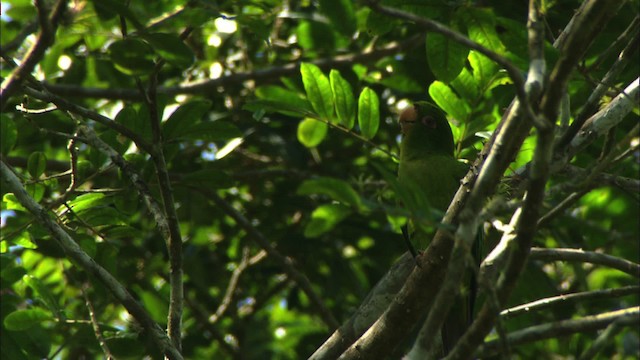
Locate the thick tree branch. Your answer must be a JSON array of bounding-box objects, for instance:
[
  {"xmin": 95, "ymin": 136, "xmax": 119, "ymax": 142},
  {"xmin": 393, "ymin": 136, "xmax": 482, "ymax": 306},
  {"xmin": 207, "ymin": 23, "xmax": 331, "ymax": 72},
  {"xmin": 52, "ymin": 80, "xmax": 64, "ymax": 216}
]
[
  {"xmin": 540, "ymin": 0, "xmax": 623, "ymax": 127},
  {"xmin": 143, "ymin": 61, "xmax": 185, "ymax": 351},
  {"xmin": 566, "ymin": 78, "xmax": 640, "ymax": 158},
  {"xmin": 0, "ymin": 160, "xmax": 183, "ymax": 360},
  {"xmin": 477, "ymin": 307, "xmax": 640, "ymax": 358},
  {"xmin": 556, "ymin": 20, "xmax": 639, "ymax": 149},
  {"xmin": 309, "ymin": 253, "xmax": 415, "ymax": 359},
  {"xmin": 559, "ymin": 165, "xmax": 640, "ymax": 194}
]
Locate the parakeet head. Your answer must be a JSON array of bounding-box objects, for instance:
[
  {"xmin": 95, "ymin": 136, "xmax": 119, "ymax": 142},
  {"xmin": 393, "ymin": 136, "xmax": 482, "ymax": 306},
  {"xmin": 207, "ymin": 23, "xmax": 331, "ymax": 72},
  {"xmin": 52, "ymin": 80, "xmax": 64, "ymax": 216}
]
[{"xmin": 398, "ymin": 102, "xmax": 455, "ymax": 156}]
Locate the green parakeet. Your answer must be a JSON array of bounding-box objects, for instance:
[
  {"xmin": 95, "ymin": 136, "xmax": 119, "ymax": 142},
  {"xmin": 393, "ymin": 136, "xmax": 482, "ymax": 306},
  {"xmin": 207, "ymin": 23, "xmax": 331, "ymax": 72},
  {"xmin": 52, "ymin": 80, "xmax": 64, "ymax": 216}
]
[{"xmin": 397, "ymin": 101, "xmax": 476, "ymax": 354}]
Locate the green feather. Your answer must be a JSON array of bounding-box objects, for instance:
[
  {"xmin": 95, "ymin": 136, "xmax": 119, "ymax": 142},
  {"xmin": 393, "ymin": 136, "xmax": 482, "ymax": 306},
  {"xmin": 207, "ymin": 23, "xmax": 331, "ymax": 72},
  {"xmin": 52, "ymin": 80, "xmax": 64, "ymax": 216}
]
[{"xmin": 397, "ymin": 102, "xmax": 477, "ymax": 354}]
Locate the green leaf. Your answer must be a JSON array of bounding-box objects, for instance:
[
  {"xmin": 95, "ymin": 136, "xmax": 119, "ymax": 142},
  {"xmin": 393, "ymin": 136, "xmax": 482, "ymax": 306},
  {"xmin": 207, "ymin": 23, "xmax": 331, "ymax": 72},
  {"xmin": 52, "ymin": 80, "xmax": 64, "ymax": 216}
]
[
  {"xmin": 298, "ymin": 177, "xmax": 361, "ymax": 209},
  {"xmin": 304, "ymin": 204, "xmax": 352, "ymax": 238},
  {"xmin": 255, "ymin": 85, "xmax": 313, "ymax": 115},
  {"xmin": 22, "ymin": 275, "xmax": 62, "ymax": 318},
  {"xmin": 429, "ymin": 81, "xmax": 470, "ymax": 121},
  {"xmin": 25, "ymin": 183, "xmax": 45, "ymax": 202},
  {"xmin": 141, "ymin": 33, "xmax": 194, "ymax": 69},
  {"xmin": 163, "ymin": 100, "xmax": 212, "ymax": 141},
  {"xmin": 468, "ymin": 51, "xmax": 498, "ymax": 90},
  {"xmin": 9, "ymin": 231, "xmax": 36, "ymax": 249},
  {"xmin": 137, "ymin": 288, "xmax": 168, "ymax": 323},
  {"xmin": 300, "ymin": 63, "xmax": 334, "ymax": 120},
  {"xmin": 357, "ymin": 87, "xmax": 379, "ymax": 139},
  {"xmin": 27, "ymin": 152, "xmax": 46, "ymax": 178},
  {"xmin": 426, "ymin": 32, "xmax": 469, "ymax": 82},
  {"xmin": 3, "ymin": 308, "xmax": 53, "ymax": 331},
  {"xmin": 366, "ymin": 11, "xmax": 395, "ymax": 36},
  {"xmin": 243, "ymin": 99, "xmax": 313, "ymax": 118},
  {"xmin": 0, "ymin": 256, "xmax": 27, "ymax": 284},
  {"xmin": 1, "ymin": 115, "xmax": 17, "ymax": 155},
  {"xmin": 112, "ymin": 189, "xmax": 138, "ymax": 215},
  {"xmin": 67, "ymin": 193, "xmax": 108, "ymax": 214},
  {"xmin": 2, "ymin": 194, "xmax": 26, "ymax": 212},
  {"xmin": 330, "ymin": 70, "xmax": 356, "ymax": 128},
  {"xmin": 79, "ymin": 206, "xmax": 127, "ymax": 227},
  {"xmin": 296, "ymin": 21, "xmax": 336, "ymax": 53},
  {"xmin": 297, "ymin": 118, "xmax": 328, "ymax": 148},
  {"xmin": 319, "ymin": 0, "xmax": 356, "ymax": 36},
  {"xmin": 450, "ymin": 67, "xmax": 480, "ymax": 100},
  {"xmin": 108, "ymin": 38, "xmax": 155, "ymax": 76},
  {"xmin": 90, "ymin": 0, "xmax": 144, "ymax": 30},
  {"xmin": 75, "ymin": 234, "xmax": 97, "ymax": 257},
  {"xmin": 115, "ymin": 106, "xmax": 141, "ymax": 127},
  {"xmin": 459, "ymin": 7, "xmax": 505, "ymax": 53}
]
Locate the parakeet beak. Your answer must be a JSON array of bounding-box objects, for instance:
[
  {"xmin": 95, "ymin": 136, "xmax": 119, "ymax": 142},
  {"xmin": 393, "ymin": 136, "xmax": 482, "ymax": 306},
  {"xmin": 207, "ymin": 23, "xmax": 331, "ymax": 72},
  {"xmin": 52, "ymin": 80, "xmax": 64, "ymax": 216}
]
[{"xmin": 399, "ymin": 105, "xmax": 418, "ymax": 135}]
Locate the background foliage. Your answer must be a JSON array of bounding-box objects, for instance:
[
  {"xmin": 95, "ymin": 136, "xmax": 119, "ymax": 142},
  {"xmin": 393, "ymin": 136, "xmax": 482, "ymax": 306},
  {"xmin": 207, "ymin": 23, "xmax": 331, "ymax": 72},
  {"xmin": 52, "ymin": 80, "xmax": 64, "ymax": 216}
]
[{"xmin": 1, "ymin": 0, "xmax": 638, "ymax": 359}]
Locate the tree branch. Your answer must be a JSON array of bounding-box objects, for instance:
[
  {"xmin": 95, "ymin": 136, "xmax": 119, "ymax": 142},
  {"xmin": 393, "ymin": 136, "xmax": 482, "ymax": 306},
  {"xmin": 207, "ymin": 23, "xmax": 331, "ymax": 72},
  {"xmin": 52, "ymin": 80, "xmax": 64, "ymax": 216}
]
[
  {"xmin": 0, "ymin": 0, "xmax": 68, "ymax": 110},
  {"xmin": 0, "ymin": 160, "xmax": 183, "ymax": 360},
  {"xmin": 501, "ymin": 286, "xmax": 640, "ymax": 319},
  {"xmin": 310, "ymin": 253, "xmax": 415, "ymax": 359},
  {"xmin": 365, "ymin": 0, "xmax": 540, "ymax": 128},
  {"xmin": 199, "ymin": 189, "xmax": 340, "ymax": 330},
  {"xmin": 22, "ymin": 85, "xmax": 154, "ymax": 154},
  {"xmin": 565, "ymin": 78, "xmax": 640, "ymax": 158},
  {"xmin": 477, "ymin": 307, "xmax": 640, "ymax": 358},
  {"xmin": 556, "ymin": 19, "xmax": 639, "ymax": 149},
  {"xmin": 530, "ymin": 248, "xmax": 640, "ymax": 278},
  {"xmin": 41, "ymin": 34, "xmax": 424, "ymax": 101}
]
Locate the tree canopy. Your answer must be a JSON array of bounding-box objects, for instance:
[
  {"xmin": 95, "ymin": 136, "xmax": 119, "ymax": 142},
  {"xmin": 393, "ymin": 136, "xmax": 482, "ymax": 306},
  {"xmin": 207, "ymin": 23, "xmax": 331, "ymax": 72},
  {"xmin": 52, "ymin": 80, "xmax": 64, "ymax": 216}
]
[{"xmin": 1, "ymin": 0, "xmax": 638, "ymax": 359}]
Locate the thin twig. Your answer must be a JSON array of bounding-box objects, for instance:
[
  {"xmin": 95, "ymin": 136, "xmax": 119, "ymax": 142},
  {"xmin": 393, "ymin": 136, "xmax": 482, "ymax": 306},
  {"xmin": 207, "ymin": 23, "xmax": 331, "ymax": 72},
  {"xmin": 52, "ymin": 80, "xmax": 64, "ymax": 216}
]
[
  {"xmin": 81, "ymin": 284, "xmax": 115, "ymax": 360},
  {"xmin": 501, "ymin": 285, "xmax": 640, "ymax": 319},
  {"xmin": 477, "ymin": 307, "xmax": 640, "ymax": 358},
  {"xmin": 530, "ymin": 247, "xmax": 640, "ymax": 278},
  {"xmin": 210, "ymin": 248, "xmax": 267, "ymax": 324},
  {"xmin": 0, "ymin": 161, "xmax": 183, "ymax": 360},
  {"xmin": 42, "ymin": 34, "xmax": 424, "ymax": 100},
  {"xmin": 0, "ymin": 0, "xmax": 68, "ymax": 110},
  {"xmin": 365, "ymin": 1, "xmax": 541, "ymax": 129},
  {"xmin": 202, "ymin": 189, "xmax": 339, "ymax": 329}
]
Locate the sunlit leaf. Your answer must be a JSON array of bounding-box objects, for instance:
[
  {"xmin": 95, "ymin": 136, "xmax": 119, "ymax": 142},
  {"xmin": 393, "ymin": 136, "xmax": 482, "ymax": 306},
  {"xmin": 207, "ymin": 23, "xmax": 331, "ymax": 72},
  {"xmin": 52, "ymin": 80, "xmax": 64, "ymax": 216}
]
[
  {"xmin": 330, "ymin": 70, "xmax": 355, "ymax": 129},
  {"xmin": 23, "ymin": 275, "xmax": 62, "ymax": 317},
  {"xmin": 301, "ymin": 63, "xmax": 334, "ymax": 120},
  {"xmin": 298, "ymin": 177, "xmax": 362, "ymax": 210},
  {"xmin": 429, "ymin": 81, "xmax": 470, "ymax": 121},
  {"xmin": 3, "ymin": 308, "xmax": 52, "ymax": 331},
  {"xmin": 304, "ymin": 204, "xmax": 352, "ymax": 238},
  {"xmin": 297, "ymin": 118, "xmax": 328, "ymax": 147},
  {"xmin": 426, "ymin": 32, "xmax": 468, "ymax": 82},
  {"xmin": 358, "ymin": 87, "xmax": 379, "ymax": 139}
]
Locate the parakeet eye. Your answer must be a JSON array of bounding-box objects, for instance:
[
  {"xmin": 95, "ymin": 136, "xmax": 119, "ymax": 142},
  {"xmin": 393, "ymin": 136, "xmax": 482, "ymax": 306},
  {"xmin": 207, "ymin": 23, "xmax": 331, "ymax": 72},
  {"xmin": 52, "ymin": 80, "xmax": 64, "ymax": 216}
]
[{"xmin": 421, "ymin": 116, "xmax": 437, "ymax": 128}]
